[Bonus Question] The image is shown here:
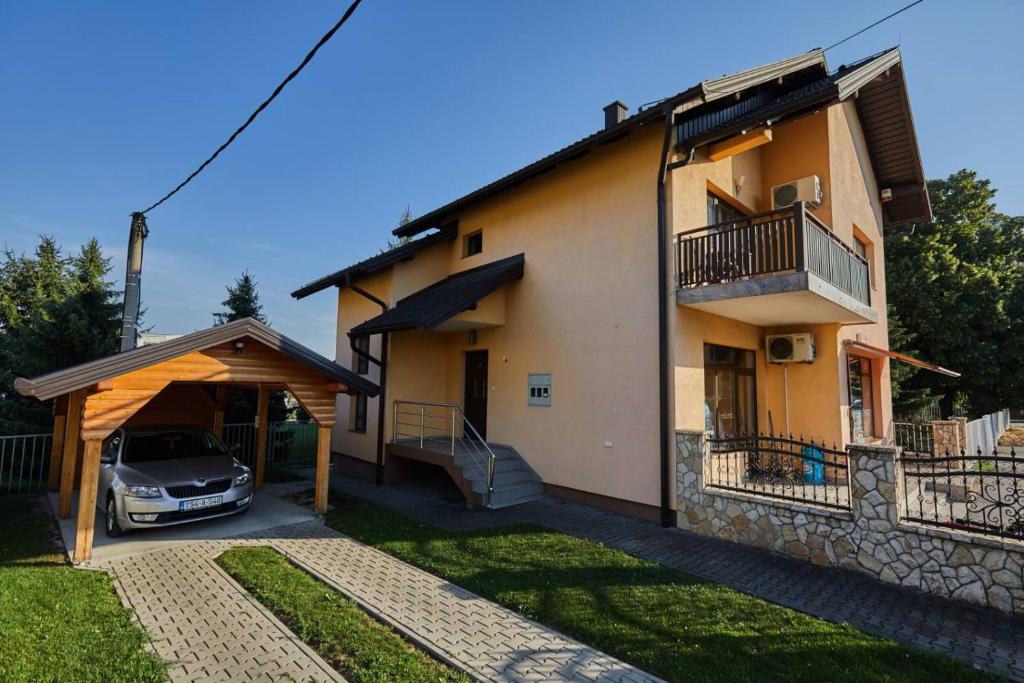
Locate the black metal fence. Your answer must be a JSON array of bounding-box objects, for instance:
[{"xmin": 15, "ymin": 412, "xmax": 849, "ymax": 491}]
[
  {"xmin": 899, "ymin": 447, "xmax": 1023, "ymax": 542},
  {"xmin": 0, "ymin": 433, "xmax": 52, "ymax": 495},
  {"xmin": 705, "ymin": 434, "xmax": 851, "ymax": 510},
  {"xmin": 891, "ymin": 421, "xmax": 935, "ymax": 457}
]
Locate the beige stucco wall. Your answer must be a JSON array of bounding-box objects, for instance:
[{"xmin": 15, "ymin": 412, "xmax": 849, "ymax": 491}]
[
  {"xmin": 344, "ymin": 125, "xmax": 666, "ymax": 507},
  {"xmin": 669, "ymin": 105, "xmax": 892, "ymax": 449},
  {"xmin": 331, "ymin": 100, "xmax": 897, "ymax": 510}
]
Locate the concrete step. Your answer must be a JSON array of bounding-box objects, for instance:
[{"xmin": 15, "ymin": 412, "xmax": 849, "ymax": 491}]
[
  {"xmin": 454, "ymin": 452, "xmax": 520, "ymax": 468},
  {"xmin": 471, "ymin": 468, "xmax": 538, "ymax": 492},
  {"xmin": 487, "ymin": 481, "xmax": 545, "ymax": 509},
  {"xmin": 460, "ymin": 458, "xmax": 531, "ymax": 479}
]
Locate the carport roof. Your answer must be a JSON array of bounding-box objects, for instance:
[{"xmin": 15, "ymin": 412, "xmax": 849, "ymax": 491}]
[{"xmin": 14, "ymin": 317, "xmax": 378, "ymax": 401}]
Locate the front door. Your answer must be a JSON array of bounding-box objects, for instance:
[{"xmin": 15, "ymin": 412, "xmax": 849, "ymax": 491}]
[{"xmin": 463, "ymin": 350, "xmax": 488, "ymax": 440}]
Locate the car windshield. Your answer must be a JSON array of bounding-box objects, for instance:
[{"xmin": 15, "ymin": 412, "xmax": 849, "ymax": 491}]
[{"xmin": 123, "ymin": 430, "xmax": 228, "ymax": 464}]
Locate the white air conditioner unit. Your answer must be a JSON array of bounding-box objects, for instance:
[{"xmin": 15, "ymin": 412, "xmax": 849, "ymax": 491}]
[
  {"xmin": 770, "ymin": 176, "xmax": 822, "ymax": 209},
  {"xmin": 766, "ymin": 333, "xmax": 815, "ymax": 363}
]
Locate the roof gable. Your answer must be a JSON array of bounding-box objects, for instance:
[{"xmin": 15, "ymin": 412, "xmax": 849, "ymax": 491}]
[{"xmin": 15, "ymin": 317, "xmax": 378, "ymax": 400}]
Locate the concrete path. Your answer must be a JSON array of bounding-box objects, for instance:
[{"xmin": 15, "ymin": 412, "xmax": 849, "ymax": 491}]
[
  {"xmin": 80, "ymin": 491, "xmax": 659, "ymax": 682},
  {"xmin": 330, "ymin": 473, "xmax": 1024, "ymax": 681}
]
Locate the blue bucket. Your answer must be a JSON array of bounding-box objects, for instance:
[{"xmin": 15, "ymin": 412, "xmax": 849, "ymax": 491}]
[{"xmin": 802, "ymin": 446, "xmax": 825, "ymax": 484}]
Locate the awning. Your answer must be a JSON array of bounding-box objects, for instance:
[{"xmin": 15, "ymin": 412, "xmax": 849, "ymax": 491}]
[
  {"xmin": 350, "ymin": 254, "xmax": 524, "ymax": 336},
  {"xmin": 844, "ymin": 340, "xmax": 960, "ymax": 377}
]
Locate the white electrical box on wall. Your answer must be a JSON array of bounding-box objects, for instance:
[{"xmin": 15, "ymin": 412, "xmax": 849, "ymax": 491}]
[{"xmin": 528, "ymin": 373, "xmax": 552, "ymax": 406}]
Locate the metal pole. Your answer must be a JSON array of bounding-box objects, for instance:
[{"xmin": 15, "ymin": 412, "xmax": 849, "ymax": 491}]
[{"xmin": 419, "ymin": 405, "xmax": 425, "ymax": 449}]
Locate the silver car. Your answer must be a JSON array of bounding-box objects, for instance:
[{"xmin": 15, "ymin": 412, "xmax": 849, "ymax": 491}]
[{"xmin": 98, "ymin": 426, "xmax": 254, "ymax": 537}]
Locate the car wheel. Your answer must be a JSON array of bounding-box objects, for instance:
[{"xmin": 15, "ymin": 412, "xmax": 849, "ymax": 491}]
[{"xmin": 105, "ymin": 495, "xmax": 124, "ymax": 538}]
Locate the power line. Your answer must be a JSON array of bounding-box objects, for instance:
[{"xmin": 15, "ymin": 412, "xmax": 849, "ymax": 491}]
[
  {"xmin": 141, "ymin": 0, "xmax": 364, "ymax": 214},
  {"xmin": 824, "ymin": 0, "xmax": 924, "ymax": 52}
]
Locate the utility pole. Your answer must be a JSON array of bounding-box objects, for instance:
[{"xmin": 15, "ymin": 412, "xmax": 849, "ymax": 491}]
[{"xmin": 119, "ymin": 212, "xmax": 149, "ymax": 352}]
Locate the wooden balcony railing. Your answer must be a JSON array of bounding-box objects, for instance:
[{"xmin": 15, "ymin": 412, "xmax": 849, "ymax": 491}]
[{"xmin": 674, "ymin": 202, "xmax": 870, "ymax": 305}]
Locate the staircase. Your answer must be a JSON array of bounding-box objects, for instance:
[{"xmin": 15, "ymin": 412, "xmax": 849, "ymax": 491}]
[
  {"xmin": 391, "ymin": 400, "xmax": 544, "ymax": 509},
  {"xmin": 454, "ymin": 442, "xmax": 544, "ymax": 508}
]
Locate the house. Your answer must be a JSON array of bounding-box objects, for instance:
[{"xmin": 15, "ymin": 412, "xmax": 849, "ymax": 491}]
[{"xmin": 292, "ymin": 47, "xmax": 934, "ymax": 526}]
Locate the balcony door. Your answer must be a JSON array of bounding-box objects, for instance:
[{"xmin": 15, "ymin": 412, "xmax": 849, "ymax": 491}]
[{"xmin": 704, "ymin": 343, "xmax": 757, "ymax": 439}]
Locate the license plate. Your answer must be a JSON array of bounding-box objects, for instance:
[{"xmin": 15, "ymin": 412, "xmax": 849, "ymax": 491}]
[{"xmin": 179, "ymin": 495, "xmax": 223, "ymax": 512}]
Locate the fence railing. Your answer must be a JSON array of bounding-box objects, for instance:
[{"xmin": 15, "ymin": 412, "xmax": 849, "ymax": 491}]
[
  {"xmin": 222, "ymin": 421, "xmax": 318, "ymax": 470},
  {"xmin": 674, "ymin": 202, "xmax": 870, "ymax": 305},
  {"xmin": 392, "ymin": 400, "xmax": 496, "ymax": 503},
  {"xmin": 0, "ymin": 433, "xmax": 52, "ymax": 495},
  {"xmin": 705, "ymin": 434, "xmax": 851, "ymax": 510},
  {"xmin": 898, "ymin": 447, "xmax": 1023, "ymax": 542},
  {"xmin": 891, "ymin": 421, "xmax": 935, "ymax": 457}
]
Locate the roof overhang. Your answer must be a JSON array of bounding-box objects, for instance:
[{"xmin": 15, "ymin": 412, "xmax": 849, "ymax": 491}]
[
  {"xmin": 845, "ymin": 340, "xmax": 959, "ymax": 377},
  {"xmin": 350, "ymin": 254, "xmax": 525, "ymax": 336},
  {"xmin": 15, "ymin": 317, "xmax": 379, "ymax": 401}
]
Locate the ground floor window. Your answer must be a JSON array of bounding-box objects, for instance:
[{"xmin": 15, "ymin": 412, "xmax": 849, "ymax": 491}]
[
  {"xmin": 704, "ymin": 343, "xmax": 756, "ymax": 438},
  {"xmin": 352, "ymin": 393, "xmax": 367, "ymax": 433},
  {"xmin": 848, "ymin": 355, "xmax": 874, "ymax": 441}
]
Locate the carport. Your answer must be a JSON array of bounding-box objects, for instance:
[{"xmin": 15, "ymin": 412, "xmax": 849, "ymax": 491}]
[{"xmin": 14, "ymin": 317, "xmax": 377, "ymax": 563}]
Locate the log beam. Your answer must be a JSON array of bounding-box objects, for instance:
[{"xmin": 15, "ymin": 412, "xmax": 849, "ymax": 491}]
[
  {"xmin": 58, "ymin": 389, "xmax": 85, "ymax": 518},
  {"xmin": 254, "ymin": 385, "xmax": 270, "ymax": 489},
  {"xmin": 314, "ymin": 425, "xmax": 331, "ymax": 514},
  {"xmin": 72, "ymin": 439, "xmax": 101, "ymax": 564}
]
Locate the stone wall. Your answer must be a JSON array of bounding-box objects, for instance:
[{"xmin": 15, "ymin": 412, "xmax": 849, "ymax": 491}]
[{"xmin": 676, "ymin": 429, "xmax": 1024, "ymax": 614}]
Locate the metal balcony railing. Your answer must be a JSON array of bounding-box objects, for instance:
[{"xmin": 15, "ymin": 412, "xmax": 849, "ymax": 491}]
[{"xmin": 674, "ymin": 202, "xmax": 870, "ymax": 305}]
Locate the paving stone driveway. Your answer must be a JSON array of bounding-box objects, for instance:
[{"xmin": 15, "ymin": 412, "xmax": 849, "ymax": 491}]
[
  {"xmin": 329, "ymin": 474, "xmax": 1024, "ymax": 681},
  {"xmin": 94, "ymin": 520, "xmax": 660, "ymax": 682}
]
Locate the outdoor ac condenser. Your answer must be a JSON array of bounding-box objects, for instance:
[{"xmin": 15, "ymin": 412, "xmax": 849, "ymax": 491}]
[
  {"xmin": 770, "ymin": 175, "xmax": 822, "ymax": 209},
  {"xmin": 766, "ymin": 333, "xmax": 815, "ymax": 363}
]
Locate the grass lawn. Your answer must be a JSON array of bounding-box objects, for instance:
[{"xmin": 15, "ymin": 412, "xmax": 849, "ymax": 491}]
[
  {"xmin": 323, "ymin": 492, "xmax": 995, "ymax": 683},
  {"xmin": 0, "ymin": 495, "xmax": 166, "ymax": 683},
  {"xmin": 217, "ymin": 546, "xmax": 469, "ymax": 683}
]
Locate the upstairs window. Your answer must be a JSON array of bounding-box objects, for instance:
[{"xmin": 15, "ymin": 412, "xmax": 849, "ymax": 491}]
[
  {"xmin": 463, "ymin": 230, "xmax": 483, "ymax": 257},
  {"xmin": 707, "ymin": 192, "xmax": 744, "ymax": 227},
  {"xmin": 353, "ymin": 335, "xmax": 370, "ymax": 375},
  {"xmin": 351, "ymin": 393, "xmax": 368, "ymax": 433}
]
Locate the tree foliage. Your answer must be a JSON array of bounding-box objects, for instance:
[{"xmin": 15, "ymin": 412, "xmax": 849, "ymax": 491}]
[
  {"xmin": 213, "ymin": 270, "xmax": 266, "ymax": 325},
  {"xmin": 0, "ymin": 237, "xmax": 121, "ymax": 433},
  {"xmin": 885, "ymin": 170, "xmax": 1024, "ymax": 417}
]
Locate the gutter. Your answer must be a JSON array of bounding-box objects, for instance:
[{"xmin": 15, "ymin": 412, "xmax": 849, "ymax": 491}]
[
  {"xmin": 345, "ymin": 275, "xmax": 389, "ymax": 486},
  {"xmin": 657, "ymin": 103, "xmax": 695, "ymax": 528}
]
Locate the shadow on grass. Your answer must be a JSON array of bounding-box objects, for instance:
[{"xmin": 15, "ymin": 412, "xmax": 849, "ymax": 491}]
[{"xmin": 323, "ymin": 491, "xmax": 996, "ymax": 683}]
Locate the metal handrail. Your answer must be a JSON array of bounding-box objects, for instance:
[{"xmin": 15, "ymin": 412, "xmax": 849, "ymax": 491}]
[{"xmin": 392, "ymin": 400, "xmax": 497, "ymax": 504}]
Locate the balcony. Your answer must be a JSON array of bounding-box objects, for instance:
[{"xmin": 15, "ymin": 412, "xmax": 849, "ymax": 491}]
[{"xmin": 674, "ymin": 203, "xmax": 876, "ymax": 326}]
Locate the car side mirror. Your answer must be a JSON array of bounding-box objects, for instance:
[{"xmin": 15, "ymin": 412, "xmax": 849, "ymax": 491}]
[
  {"xmin": 229, "ymin": 443, "xmax": 242, "ymax": 454},
  {"xmin": 100, "ymin": 453, "xmax": 115, "ymax": 465}
]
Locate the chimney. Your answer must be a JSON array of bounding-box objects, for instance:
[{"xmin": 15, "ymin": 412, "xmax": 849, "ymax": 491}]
[
  {"xmin": 119, "ymin": 212, "xmax": 149, "ymax": 352},
  {"xmin": 603, "ymin": 101, "xmax": 628, "ymax": 129}
]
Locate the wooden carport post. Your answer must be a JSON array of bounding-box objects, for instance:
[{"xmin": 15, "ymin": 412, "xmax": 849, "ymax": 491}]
[
  {"xmin": 315, "ymin": 425, "xmax": 331, "ymax": 514},
  {"xmin": 47, "ymin": 395, "xmax": 68, "ymax": 492},
  {"xmin": 212, "ymin": 386, "xmax": 231, "ymax": 439},
  {"xmin": 254, "ymin": 385, "xmax": 270, "ymax": 489},
  {"xmin": 58, "ymin": 389, "xmax": 85, "ymax": 518},
  {"xmin": 72, "ymin": 439, "xmax": 101, "ymax": 564}
]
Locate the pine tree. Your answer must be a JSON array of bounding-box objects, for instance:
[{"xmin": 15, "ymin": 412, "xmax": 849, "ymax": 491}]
[
  {"xmin": 213, "ymin": 271, "xmax": 267, "ymax": 325},
  {"xmin": 379, "ymin": 206, "xmax": 414, "ymax": 253},
  {"xmin": 0, "ymin": 237, "xmax": 121, "ymax": 433}
]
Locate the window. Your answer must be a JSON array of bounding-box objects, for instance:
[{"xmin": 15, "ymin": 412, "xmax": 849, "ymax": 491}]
[
  {"xmin": 853, "ymin": 233, "xmax": 875, "ymax": 289},
  {"xmin": 703, "ymin": 344, "xmax": 757, "ymax": 438},
  {"xmin": 353, "ymin": 335, "xmax": 370, "ymax": 375},
  {"xmin": 848, "ymin": 355, "xmax": 875, "ymax": 442},
  {"xmin": 463, "ymin": 230, "xmax": 483, "ymax": 257},
  {"xmin": 707, "ymin": 192, "xmax": 744, "ymax": 226},
  {"xmin": 352, "ymin": 393, "xmax": 367, "ymax": 433}
]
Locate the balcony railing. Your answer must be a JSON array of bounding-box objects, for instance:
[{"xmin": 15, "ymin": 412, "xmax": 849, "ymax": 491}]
[{"xmin": 674, "ymin": 202, "xmax": 870, "ymax": 305}]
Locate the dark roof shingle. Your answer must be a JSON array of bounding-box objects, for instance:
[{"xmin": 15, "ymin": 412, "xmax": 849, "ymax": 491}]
[{"xmin": 350, "ymin": 254, "xmax": 525, "ymax": 337}]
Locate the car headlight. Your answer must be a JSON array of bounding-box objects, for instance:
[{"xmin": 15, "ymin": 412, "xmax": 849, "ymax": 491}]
[
  {"xmin": 234, "ymin": 472, "xmax": 251, "ymax": 487},
  {"xmin": 123, "ymin": 485, "xmax": 161, "ymax": 498}
]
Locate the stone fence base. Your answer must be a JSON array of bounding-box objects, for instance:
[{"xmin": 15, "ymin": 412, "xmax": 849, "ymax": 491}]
[{"xmin": 676, "ymin": 430, "xmax": 1024, "ymax": 614}]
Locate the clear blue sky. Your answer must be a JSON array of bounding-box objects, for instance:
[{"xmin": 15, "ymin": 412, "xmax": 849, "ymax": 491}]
[{"xmin": 1, "ymin": 1, "xmax": 1021, "ymax": 356}]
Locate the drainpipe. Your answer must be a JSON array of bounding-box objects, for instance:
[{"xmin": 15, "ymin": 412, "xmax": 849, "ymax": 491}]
[
  {"xmin": 344, "ymin": 275, "xmax": 389, "ymax": 486},
  {"xmin": 657, "ymin": 103, "xmax": 695, "ymax": 528}
]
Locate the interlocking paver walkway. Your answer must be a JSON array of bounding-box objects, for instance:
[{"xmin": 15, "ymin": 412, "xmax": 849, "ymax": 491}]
[
  {"xmin": 96, "ymin": 519, "xmax": 660, "ymax": 682},
  {"xmin": 329, "ymin": 473, "xmax": 1024, "ymax": 681}
]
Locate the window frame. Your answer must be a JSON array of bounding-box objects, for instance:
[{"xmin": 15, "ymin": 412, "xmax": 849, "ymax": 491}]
[
  {"xmin": 703, "ymin": 343, "xmax": 758, "ymax": 439},
  {"xmin": 462, "ymin": 230, "xmax": 483, "ymax": 258},
  {"xmin": 353, "ymin": 335, "xmax": 370, "ymax": 375},
  {"xmin": 351, "ymin": 392, "xmax": 368, "ymax": 433},
  {"xmin": 847, "ymin": 354, "xmax": 876, "ymax": 442}
]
